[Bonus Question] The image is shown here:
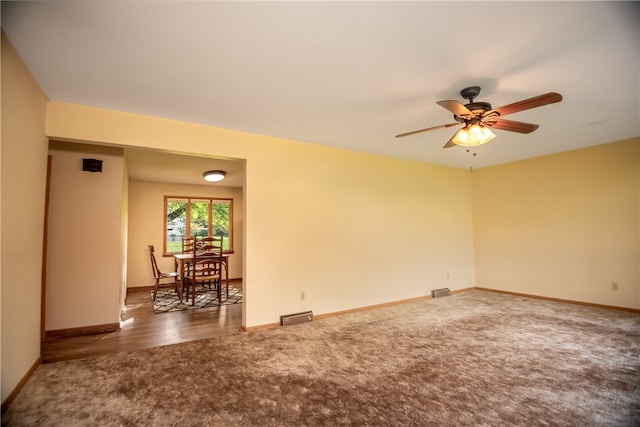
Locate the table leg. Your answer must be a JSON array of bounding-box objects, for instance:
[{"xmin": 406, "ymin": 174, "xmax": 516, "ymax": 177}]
[
  {"xmin": 223, "ymin": 257, "xmax": 229, "ymax": 299},
  {"xmin": 177, "ymin": 259, "xmax": 185, "ymax": 302}
]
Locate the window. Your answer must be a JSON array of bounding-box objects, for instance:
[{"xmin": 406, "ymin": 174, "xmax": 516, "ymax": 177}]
[{"xmin": 164, "ymin": 196, "xmax": 233, "ymax": 254}]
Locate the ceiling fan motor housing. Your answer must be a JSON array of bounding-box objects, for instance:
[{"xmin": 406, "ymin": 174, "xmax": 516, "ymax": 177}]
[
  {"xmin": 465, "ymin": 101, "xmax": 492, "ymax": 113},
  {"xmin": 454, "ymin": 101, "xmax": 494, "ymax": 123}
]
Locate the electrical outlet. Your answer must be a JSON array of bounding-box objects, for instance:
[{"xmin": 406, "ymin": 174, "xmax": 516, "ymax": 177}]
[
  {"xmin": 300, "ymin": 291, "xmax": 305, "ymax": 301},
  {"xmin": 611, "ymin": 282, "xmax": 619, "ymax": 291}
]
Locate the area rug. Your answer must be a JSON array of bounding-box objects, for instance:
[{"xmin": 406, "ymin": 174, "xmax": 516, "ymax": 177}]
[
  {"xmin": 152, "ymin": 286, "xmax": 242, "ymax": 313},
  {"xmin": 4, "ymin": 290, "xmax": 639, "ymax": 426}
]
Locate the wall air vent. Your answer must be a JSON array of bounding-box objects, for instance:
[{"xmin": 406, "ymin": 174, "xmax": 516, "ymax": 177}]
[
  {"xmin": 431, "ymin": 288, "xmax": 451, "ymax": 298},
  {"xmin": 280, "ymin": 311, "xmax": 313, "ymax": 327}
]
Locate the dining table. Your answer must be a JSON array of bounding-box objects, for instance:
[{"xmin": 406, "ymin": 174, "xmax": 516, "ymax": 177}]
[{"xmin": 173, "ymin": 252, "xmax": 230, "ymax": 302}]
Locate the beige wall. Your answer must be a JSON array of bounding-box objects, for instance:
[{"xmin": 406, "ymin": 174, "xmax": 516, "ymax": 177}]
[
  {"xmin": 46, "ymin": 142, "xmax": 126, "ymax": 330},
  {"xmin": 45, "ymin": 102, "xmax": 477, "ymax": 328},
  {"xmin": 472, "ymin": 138, "xmax": 640, "ymax": 309},
  {"xmin": 1, "ymin": 32, "xmax": 48, "ymax": 403},
  {"xmin": 128, "ymin": 180, "xmax": 244, "ymax": 288}
]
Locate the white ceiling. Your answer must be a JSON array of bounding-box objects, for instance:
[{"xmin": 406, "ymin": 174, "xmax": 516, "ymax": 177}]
[
  {"xmin": 2, "ymin": 1, "xmax": 639, "ymax": 182},
  {"xmin": 124, "ymin": 148, "xmax": 245, "ymax": 188}
]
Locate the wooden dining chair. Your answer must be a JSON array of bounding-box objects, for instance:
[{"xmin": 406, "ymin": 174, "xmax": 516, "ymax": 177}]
[
  {"xmin": 177, "ymin": 236, "xmax": 195, "ymax": 273},
  {"xmin": 181, "ymin": 236, "xmax": 195, "ymax": 253},
  {"xmin": 200, "ymin": 236, "xmax": 228, "ymax": 298},
  {"xmin": 181, "ymin": 235, "xmax": 209, "ymax": 277},
  {"xmin": 211, "ymin": 236, "xmax": 229, "ymax": 300},
  {"xmin": 184, "ymin": 236, "xmax": 223, "ymax": 305},
  {"xmin": 148, "ymin": 245, "xmax": 180, "ymax": 300}
]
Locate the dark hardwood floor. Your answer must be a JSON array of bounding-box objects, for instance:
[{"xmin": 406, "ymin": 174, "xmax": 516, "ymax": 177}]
[{"xmin": 41, "ymin": 282, "xmax": 243, "ymax": 363}]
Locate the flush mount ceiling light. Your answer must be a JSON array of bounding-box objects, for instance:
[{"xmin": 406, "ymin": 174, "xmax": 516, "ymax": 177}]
[
  {"xmin": 451, "ymin": 123, "xmax": 496, "ymax": 147},
  {"xmin": 203, "ymin": 170, "xmax": 226, "ymax": 182}
]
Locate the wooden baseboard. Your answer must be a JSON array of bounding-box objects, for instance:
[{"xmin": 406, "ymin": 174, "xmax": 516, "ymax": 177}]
[
  {"xmin": 243, "ymin": 322, "xmax": 280, "ymax": 333},
  {"xmin": 128, "ymin": 285, "xmax": 155, "ymax": 292},
  {"xmin": 475, "ymin": 287, "xmax": 640, "ymax": 313},
  {"xmin": 244, "ymin": 292, "xmax": 441, "ymax": 332},
  {"xmin": 315, "ymin": 295, "xmax": 431, "ymax": 321},
  {"xmin": 452, "ymin": 286, "xmax": 476, "ymax": 295},
  {"xmin": 44, "ymin": 322, "xmax": 120, "ymax": 339},
  {"xmin": 243, "ymin": 286, "xmax": 640, "ymax": 332},
  {"xmin": 1, "ymin": 355, "xmax": 41, "ymax": 413}
]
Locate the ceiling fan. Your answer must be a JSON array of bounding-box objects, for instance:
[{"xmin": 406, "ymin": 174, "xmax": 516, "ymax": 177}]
[{"xmin": 396, "ymin": 86, "xmax": 562, "ymax": 148}]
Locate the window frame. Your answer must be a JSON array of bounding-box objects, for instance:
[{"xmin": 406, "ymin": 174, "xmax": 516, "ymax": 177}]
[{"xmin": 163, "ymin": 195, "xmax": 233, "ymax": 256}]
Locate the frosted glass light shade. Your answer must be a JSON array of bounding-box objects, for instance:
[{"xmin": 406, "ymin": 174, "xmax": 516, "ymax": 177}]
[
  {"xmin": 452, "ymin": 124, "xmax": 496, "ymax": 147},
  {"xmin": 203, "ymin": 170, "xmax": 226, "ymax": 182}
]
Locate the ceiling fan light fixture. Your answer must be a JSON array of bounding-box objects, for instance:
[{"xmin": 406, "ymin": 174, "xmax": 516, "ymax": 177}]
[
  {"xmin": 203, "ymin": 170, "xmax": 226, "ymax": 182},
  {"xmin": 452, "ymin": 124, "xmax": 496, "ymax": 147}
]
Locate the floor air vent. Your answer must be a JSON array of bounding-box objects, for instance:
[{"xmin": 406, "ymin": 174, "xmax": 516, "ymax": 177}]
[
  {"xmin": 431, "ymin": 288, "xmax": 451, "ymax": 298},
  {"xmin": 280, "ymin": 311, "xmax": 313, "ymax": 326}
]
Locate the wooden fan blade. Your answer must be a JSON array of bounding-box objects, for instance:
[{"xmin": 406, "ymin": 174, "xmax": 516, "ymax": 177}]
[
  {"xmin": 485, "ymin": 118, "xmax": 539, "ymax": 134},
  {"xmin": 395, "ymin": 122, "xmax": 459, "ymax": 138},
  {"xmin": 443, "ymin": 134, "xmax": 457, "ymax": 148},
  {"xmin": 493, "ymin": 92, "xmax": 562, "ymax": 117},
  {"xmin": 436, "ymin": 100, "xmax": 473, "ymax": 119}
]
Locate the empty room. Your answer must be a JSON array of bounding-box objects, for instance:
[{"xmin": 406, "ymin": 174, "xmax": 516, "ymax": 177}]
[{"xmin": 2, "ymin": 2, "xmax": 639, "ymax": 425}]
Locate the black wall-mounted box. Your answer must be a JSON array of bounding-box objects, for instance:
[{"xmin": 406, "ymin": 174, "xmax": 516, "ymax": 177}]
[{"xmin": 82, "ymin": 158, "xmax": 103, "ymax": 173}]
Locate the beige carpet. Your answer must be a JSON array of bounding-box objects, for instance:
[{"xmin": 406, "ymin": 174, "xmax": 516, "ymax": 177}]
[{"xmin": 3, "ymin": 290, "xmax": 639, "ymax": 426}]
